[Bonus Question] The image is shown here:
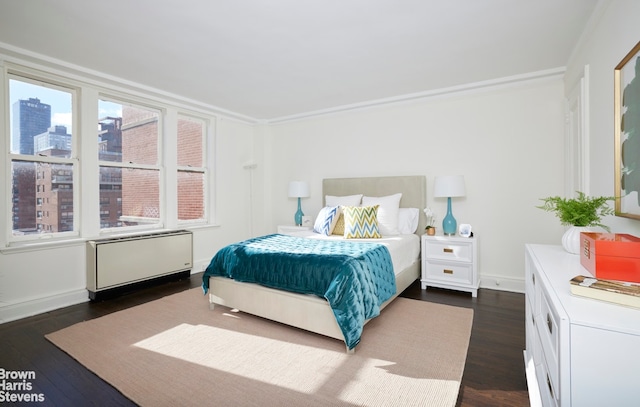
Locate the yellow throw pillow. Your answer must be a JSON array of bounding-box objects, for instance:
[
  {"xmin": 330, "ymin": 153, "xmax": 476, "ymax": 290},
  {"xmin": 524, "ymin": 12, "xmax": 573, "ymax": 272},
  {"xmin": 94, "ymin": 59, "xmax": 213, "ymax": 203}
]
[
  {"xmin": 332, "ymin": 214, "xmax": 345, "ymax": 235},
  {"xmin": 342, "ymin": 205, "xmax": 381, "ymax": 239}
]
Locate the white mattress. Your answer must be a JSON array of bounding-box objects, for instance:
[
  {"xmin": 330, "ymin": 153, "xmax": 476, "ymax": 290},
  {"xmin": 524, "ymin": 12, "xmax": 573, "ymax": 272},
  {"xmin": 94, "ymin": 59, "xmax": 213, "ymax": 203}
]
[{"xmin": 289, "ymin": 231, "xmax": 420, "ymax": 276}]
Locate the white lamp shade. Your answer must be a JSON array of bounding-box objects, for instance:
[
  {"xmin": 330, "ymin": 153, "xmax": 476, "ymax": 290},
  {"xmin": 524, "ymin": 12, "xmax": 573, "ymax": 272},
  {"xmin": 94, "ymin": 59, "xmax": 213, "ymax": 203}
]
[
  {"xmin": 434, "ymin": 175, "xmax": 466, "ymax": 198},
  {"xmin": 288, "ymin": 181, "xmax": 310, "ymax": 198}
]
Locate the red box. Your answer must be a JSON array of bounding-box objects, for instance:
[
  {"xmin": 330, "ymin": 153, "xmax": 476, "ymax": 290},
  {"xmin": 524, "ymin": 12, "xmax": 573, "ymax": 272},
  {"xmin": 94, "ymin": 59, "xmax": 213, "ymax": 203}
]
[{"xmin": 580, "ymin": 232, "xmax": 640, "ymax": 283}]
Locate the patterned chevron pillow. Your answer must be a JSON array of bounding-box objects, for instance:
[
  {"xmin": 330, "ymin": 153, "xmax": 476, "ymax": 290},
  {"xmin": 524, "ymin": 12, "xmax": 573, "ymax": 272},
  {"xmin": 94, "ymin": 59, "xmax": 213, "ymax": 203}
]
[
  {"xmin": 313, "ymin": 206, "xmax": 341, "ymax": 235},
  {"xmin": 342, "ymin": 205, "xmax": 381, "ymax": 239}
]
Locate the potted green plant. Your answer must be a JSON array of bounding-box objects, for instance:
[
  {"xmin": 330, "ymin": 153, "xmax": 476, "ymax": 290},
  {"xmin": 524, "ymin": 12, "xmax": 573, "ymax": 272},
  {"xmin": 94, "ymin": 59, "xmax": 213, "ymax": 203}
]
[{"xmin": 537, "ymin": 191, "xmax": 615, "ymax": 254}]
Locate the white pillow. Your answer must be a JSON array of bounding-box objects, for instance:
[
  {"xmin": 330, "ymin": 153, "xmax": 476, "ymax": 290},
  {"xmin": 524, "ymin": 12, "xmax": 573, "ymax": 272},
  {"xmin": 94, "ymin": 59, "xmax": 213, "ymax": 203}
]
[
  {"xmin": 325, "ymin": 194, "xmax": 362, "ymax": 207},
  {"xmin": 362, "ymin": 193, "xmax": 402, "ymax": 236},
  {"xmin": 398, "ymin": 208, "xmax": 419, "ymax": 234},
  {"xmin": 313, "ymin": 206, "xmax": 341, "ymax": 235}
]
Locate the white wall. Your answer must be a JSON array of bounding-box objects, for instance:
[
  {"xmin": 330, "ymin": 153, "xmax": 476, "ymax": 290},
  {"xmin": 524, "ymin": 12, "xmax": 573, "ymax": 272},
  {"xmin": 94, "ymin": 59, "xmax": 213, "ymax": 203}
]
[
  {"xmin": 265, "ymin": 78, "xmax": 567, "ymax": 292},
  {"xmin": 565, "ymin": 0, "xmax": 640, "ymax": 237}
]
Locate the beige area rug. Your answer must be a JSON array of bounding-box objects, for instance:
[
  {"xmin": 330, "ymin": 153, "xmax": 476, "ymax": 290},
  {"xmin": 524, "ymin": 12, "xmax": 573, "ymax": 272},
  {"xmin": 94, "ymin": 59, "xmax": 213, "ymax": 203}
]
[{"xmin": 47, "ymin": 288, "xmax": 473, "ymax": 407}]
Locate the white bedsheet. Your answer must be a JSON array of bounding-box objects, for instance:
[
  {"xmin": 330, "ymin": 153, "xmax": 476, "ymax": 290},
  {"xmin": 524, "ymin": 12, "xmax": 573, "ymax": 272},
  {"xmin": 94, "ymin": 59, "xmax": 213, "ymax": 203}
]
[{"xmin": 288, "ymin": 231, "xmax": 420, "ymax": 276}]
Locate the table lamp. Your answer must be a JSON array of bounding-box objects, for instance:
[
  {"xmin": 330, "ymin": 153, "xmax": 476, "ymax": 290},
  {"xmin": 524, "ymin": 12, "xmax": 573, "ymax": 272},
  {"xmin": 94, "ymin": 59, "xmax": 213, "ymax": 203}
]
[
  {"xmin": 288, "ymin": 181, "xmax": 310, "ymax": 226},
  {"xmin": 434, "ymin": 175, "xmax": 466, "ymax": 236}
]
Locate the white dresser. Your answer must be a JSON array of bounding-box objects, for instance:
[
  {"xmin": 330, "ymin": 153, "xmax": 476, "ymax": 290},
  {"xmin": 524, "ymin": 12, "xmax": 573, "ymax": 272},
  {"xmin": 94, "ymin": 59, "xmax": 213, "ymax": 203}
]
[
  {"xmin": 421, "ymin": 234, "xmax": 478, "ymax": 296},
  {"xmin": 524, "ymin": 244, "xmax": 640, "ymax": 407}
]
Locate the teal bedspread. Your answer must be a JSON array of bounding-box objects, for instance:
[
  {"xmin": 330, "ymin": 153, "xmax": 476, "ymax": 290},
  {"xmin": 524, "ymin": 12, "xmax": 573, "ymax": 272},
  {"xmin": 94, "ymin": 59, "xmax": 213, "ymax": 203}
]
[{"xmin": 202, "ymin": 234, "xmax": 396, "ymax": 349}]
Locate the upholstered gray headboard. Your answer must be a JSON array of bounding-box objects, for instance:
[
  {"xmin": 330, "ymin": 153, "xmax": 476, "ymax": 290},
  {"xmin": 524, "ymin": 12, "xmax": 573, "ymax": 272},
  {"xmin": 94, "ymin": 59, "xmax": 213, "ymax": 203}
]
[{"xmin": 322, "ymin": 175, "xmax": 427, "ymax": 234}]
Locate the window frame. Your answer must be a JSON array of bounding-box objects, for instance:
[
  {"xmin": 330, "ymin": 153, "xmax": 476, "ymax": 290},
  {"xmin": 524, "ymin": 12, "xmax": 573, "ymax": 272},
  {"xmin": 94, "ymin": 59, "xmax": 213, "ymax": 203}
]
[
  {"xmin": 176, "ymin": 113, "xmax": 208, "ymax": 225},
  {"xmin": 6, "ymin": 72, "xmax": 80, "ymax": 243},
  {"xmin": 97, "ymin": 95, "xmax": 164, "ymax": 234}
]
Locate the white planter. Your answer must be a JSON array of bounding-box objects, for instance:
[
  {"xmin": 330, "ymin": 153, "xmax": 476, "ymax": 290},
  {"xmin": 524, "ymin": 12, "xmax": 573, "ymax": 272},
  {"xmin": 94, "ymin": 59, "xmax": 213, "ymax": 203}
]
[{"xmin": 562, "ymin": 226, "xmax": 591, "ymax": 255}]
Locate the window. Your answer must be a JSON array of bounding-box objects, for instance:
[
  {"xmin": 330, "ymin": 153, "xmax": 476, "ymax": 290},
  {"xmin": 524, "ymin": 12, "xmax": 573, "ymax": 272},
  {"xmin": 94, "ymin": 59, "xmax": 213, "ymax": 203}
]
[
  {"xmin": 98, "ymin": 99, "xmax": 161, "ymax": 230},
  {"xmin": 8, "ymin": 75, "xmax": 77, "ymax": 238},
  {"xmin": 177, "ymin": 115, "xmax": 206, "ymax": 223},
  {"xmin": 4, "ymin": 66, "xmax": 214, "ymax": 246}
]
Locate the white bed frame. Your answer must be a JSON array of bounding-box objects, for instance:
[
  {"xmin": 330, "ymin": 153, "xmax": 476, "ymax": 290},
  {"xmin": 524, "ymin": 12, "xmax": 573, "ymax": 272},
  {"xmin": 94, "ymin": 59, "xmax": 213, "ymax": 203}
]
[{"xmin": 208, "ymin": 175, "xmax": 427, "ymax": 352}]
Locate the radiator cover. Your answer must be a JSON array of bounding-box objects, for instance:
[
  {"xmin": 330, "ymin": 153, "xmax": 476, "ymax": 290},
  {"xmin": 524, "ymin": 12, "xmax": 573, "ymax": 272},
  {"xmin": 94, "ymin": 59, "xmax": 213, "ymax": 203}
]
[{"xmin": 87, "ymin": 230, "xmax": 193, "ymax": 298}]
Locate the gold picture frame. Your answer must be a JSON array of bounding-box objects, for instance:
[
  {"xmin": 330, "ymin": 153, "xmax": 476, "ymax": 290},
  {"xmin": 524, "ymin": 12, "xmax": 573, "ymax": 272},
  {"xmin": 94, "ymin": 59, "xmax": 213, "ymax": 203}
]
[{"xmin": 614, "ymin": 40, "xmax": 640, "ymax": 220}]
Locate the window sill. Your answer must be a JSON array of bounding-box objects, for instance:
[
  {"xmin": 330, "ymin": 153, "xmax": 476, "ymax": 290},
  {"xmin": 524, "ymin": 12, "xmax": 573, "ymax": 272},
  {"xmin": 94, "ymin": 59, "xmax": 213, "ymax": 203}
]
[
  {"xmin": 1, "ymin": 224, "xmax": 221, "ymax": 254},
  {"xmin": 1, "ymin": 237, "xmax": 86, "ymax": 254}
]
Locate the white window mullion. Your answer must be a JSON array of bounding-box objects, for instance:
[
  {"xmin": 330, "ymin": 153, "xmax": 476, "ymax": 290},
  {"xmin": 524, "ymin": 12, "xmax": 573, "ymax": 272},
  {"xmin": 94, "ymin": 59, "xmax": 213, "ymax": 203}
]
[
  {"xmin": 208, "ymin": 117, "xmax": 217, "ymax": 226},
  {"xmin": 164, "ymin": 109, "xmax": 178, "ymax": 229},
  {"xmin": 79, "ymin": 87, "xmax": 100, "ymax": 237},
  {"xmin": 0, "ymin": 64, "xmax": 9, "ymax": 247}
]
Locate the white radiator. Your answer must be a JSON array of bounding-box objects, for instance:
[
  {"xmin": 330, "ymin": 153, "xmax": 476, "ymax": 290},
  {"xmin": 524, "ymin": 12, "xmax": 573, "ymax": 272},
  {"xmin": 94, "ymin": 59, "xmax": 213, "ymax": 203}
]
[{"xmin": 86, "ymin": 230, "xmax": 193, "ymax": 298}]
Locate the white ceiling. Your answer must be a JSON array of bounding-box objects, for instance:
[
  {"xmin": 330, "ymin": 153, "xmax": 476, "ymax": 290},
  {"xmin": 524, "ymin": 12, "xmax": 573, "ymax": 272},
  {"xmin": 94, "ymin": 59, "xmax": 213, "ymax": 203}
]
[{"xmin": 0, "ymin": 0, "xmax": 600, "ymax": 122}]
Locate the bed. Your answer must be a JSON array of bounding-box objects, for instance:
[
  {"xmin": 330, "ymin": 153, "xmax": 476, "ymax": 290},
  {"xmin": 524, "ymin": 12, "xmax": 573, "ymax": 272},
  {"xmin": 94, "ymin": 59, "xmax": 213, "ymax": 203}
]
[{"xmin": 203, "ymin": 175, "xmax": 426, "ymax": 352}]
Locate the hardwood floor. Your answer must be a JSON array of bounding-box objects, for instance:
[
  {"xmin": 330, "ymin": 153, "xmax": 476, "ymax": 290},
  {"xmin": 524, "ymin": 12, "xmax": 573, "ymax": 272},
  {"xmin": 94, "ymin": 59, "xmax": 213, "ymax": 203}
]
[
  {"xmin": 0, "ymin": 274, "xmax": 529, "ymax": 406},
  {"xmin": 402, "ymin": 283, "xmax": 530, "ymax": 407}
]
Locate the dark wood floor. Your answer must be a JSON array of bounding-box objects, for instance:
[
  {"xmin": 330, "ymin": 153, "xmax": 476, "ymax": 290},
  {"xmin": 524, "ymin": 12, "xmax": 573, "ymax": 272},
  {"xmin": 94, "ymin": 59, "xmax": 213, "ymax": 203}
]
[
  {"xmin": 0, "ymin": 274, "xmax": 529, "ymax": 406},
  {"xmin": 402, "ymin": 283, "xmax": 530, "ymax": 407}
]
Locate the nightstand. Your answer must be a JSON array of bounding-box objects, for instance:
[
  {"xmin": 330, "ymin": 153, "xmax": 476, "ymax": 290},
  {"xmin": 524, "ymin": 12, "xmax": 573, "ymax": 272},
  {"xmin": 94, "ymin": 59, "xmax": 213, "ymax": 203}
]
[
  {"xmin": 421, "ymin": 234, "xmax": 479, "ymax": 297},
  {"xmin": 277, "ymin": 225, "xmax": 312, "ymax": 235}
]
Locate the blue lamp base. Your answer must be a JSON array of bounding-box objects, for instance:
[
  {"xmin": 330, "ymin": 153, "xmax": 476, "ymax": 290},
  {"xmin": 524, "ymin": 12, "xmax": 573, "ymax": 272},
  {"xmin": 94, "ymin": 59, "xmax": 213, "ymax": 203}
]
[
  {"xmin": 442, "ymin": 197, "xmax": 457, "ymax": 235},
  {"xmin": 294, "ymin": 197, "xmax": 304, "ymax": 226}
]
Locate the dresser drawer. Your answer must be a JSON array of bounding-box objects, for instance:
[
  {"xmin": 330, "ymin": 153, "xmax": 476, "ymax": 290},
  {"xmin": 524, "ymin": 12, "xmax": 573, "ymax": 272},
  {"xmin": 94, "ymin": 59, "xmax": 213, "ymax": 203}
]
[
  {"xmin": 423, "ymin": 240, "xmax": 473, "ymax": 262},
  {"xmin": 525, "ymin": 299, "xmax": 536, "ymax": 364},
  {"xmin": 536, "ymin": 344, "xmax": 560, "ymax": 407},
  {"xmin": 536, "ymin": 287, "xmax": 560, "ymax": 395},
  {"xmin": 424, "ymin": 260, "xmax": 473, "ymax": 285},
  {"xmin": 525, "ymin": 259, "xmax": 538, "ymax": 309}
]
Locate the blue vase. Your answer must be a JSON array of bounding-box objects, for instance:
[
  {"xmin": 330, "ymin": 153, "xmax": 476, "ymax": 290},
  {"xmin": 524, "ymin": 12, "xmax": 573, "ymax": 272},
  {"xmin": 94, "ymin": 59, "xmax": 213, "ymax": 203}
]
[
  {"xmin": 294, "ymin": 197, "xmax": 304, "ymax": 226},
  {"xmin": 442, "ymin": 197, "xmax": 457, "ymax": 235}
]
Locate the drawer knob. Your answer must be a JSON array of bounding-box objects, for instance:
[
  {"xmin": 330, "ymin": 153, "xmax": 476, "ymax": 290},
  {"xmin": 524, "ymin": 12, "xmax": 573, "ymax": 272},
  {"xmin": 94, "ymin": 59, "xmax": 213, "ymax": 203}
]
[
  {"xmin": 443, "ymin": 269, "xmax": 453, "ymax": 274},
  {"xmin": 547, "ymin": 373, "xmax": 554, "ymax": 398},
  {"xmin": 443, "ymin": 248, "xmax": 453, "ymax": 253},
  {"xmin": 547, "ymin": 313, "xmax": 553, "ymax": 334}
]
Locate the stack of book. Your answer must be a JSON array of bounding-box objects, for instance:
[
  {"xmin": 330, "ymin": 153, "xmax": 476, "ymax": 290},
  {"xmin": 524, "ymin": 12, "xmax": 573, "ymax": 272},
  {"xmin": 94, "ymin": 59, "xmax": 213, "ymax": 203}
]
[{"xmin": 569, "ymin": 275, "xmax": 640, "ymax": 309}]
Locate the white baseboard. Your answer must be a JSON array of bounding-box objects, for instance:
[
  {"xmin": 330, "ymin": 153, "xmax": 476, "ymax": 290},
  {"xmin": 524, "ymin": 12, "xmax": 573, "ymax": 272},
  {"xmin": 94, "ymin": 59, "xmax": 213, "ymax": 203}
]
[
  {"xmin": 479, "ymin": 275, "xmax": 525, "ymax": 294},
  {"xmin": 0, "ymin": 289, "xmax": 89, "ymax": 324},
  {"xmin": 194, "ymin": 259, "xmax": 211, "ymax": 273}
]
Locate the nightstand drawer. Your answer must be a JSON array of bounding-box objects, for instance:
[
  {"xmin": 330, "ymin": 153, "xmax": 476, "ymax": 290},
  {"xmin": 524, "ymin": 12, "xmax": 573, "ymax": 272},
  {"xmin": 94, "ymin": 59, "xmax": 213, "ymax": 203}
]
[
  {"xmin": 423, "ymin": 240, "xmax": 473, "ymax": 262},
  {"xmin": 424, "ymin": 260, "xmax": 473, "ymax": 285}
]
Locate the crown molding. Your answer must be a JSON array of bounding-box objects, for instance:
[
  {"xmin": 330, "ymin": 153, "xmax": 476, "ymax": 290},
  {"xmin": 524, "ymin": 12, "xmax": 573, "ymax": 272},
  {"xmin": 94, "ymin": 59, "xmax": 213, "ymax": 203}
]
[
  {"xmin": 264, "ymin": 67, "xmax": 566, "ymax": 125},
  {"xmin": 0, "ymin": 42, "xmax": 259, "ymax": 125},
  {"xmin": 1, "ymin": 41, "xmax": 565, "ymax": 127}
]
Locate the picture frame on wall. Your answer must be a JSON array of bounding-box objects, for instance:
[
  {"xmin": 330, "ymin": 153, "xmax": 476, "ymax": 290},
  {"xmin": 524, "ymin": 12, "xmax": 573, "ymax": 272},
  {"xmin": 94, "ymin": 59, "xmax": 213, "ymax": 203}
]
[{"xmin": 614, "ymin": 40, "xmax": 640, "ymax": 220}]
